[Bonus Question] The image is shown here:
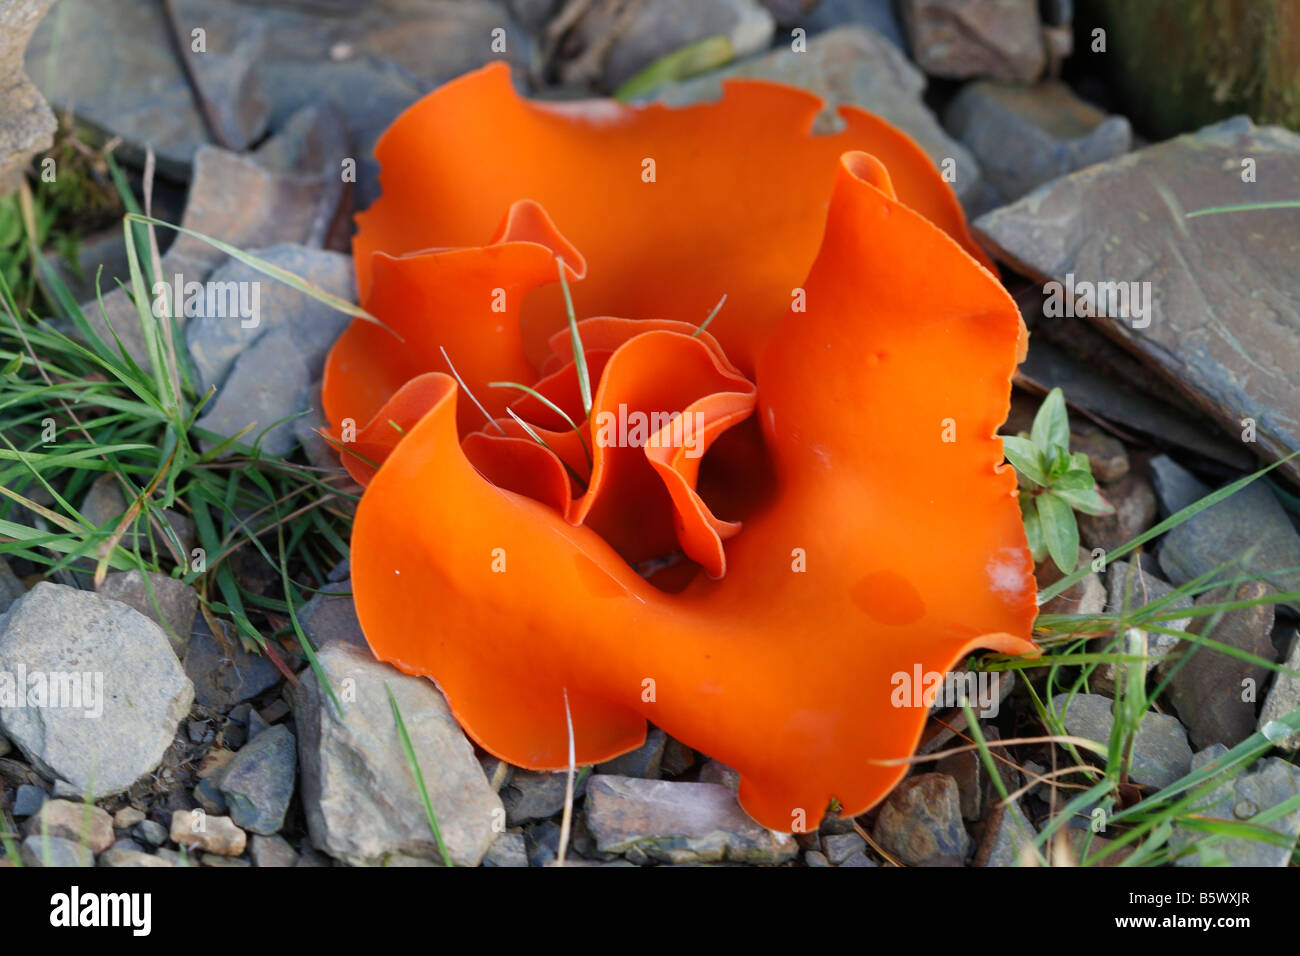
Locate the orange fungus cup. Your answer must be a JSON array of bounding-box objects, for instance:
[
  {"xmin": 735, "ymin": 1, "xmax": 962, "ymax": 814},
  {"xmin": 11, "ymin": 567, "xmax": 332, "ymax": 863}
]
[{"xmin": 321, "ymin": 62, "xmax": 1038, "ymax": 833}]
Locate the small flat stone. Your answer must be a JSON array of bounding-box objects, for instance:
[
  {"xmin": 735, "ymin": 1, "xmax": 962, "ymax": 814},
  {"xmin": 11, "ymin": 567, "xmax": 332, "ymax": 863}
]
[
  {"xmin": 13, "ymin": 783, "xmax": 46, "ymax": 817},
  {"xmin": 973, "ymin": 798, "xmax": 1037, "ymax": 867},
  {"xmin": 113, "ymin": 806, "xmax": 146, "ymax": 829},
  {"xmin": 804, "ymin": 849, "xmax": 832, "ymax": 867},
  {"xmin": 871, "ymin": 773, "xmax": 972, "ymax": 865},
  {"xmin": 297, "ymin": 580, "xmax": 366, "ymax": 651},
  {"xmin": 250, "ymin": 834, "xmax": 300, "ymax": 867},
  {"xmin": 585, "ymin": 775, "xmax": 798, "ymax": 864},
  {"xmin": 170, "ymin": 810, "xmax": 247, "ymax": 856},
  {"xmin": 837, "ymin": 849, "xmax": 878, "ymax": 867},
  {"xmin": 20, "ymin": 834, "xmax": 93, "ymax": 867},
  {"xmin": 24, "ymin": 799, "xmax": 114, "ymax": 854},
  {"xmin": 1078, "ymin": 472, "xmax": 1157, "ymax": 556},
  {"xmin": 1172, "ymin": 746, "xmax": 1300, "ymax": 867},
  {"xmin": 135, "ymin": 820, "xmax": 167, "ymax": 847},
  {"xmin": 501, "ymin": 769, "xmax": 577, "ymax": 827},
  {"xmin": 1169, "ymin": 581, "xmax": 1278, "ymax": 749},
  {"xmin": 218, "ymin": 724, "xmax": 296, "ymax": 835},
  {"xmin": 1053, "ymin": 693, "xmax": 1193, "ymax": 789},
  {"xmin": 900, "ymin": 0, "xmax": 1045, "ymax": 83},
  {"xmin": 697, "ymin": 759, "xmax": 741, "ymax": 791},
  {"xmin": 99, "ymin": 847, "xmax": 174, "ymax": 867},
  {"xmin": 821, "ymin": 831, "xmax": 866, "ymax": 864},
  {"xmin": 482, "ymin": 831, "xmax": 528, "ymax": 868},
  {"xmin": 944, "ymin": 80, "xmax": 1130, "ymax": 204},
  {"xmin": 597, "ymin": 726, "xmax": 667, "ymax": 779},
  {"xmin": 294, "ymin": 640, "xmax": 502, "ymax": 866}
]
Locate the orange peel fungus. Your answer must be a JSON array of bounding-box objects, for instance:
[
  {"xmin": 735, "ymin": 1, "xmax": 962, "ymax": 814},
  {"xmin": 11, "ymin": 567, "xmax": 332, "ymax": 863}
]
[{"xmin": 322, "ymin": 63, "xmax": 1038, "ymax": 832}]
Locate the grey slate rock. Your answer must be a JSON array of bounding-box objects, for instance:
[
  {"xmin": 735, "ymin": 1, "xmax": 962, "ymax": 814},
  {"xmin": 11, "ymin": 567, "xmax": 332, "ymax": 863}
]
[
  {"xmin": 0, "ymin": 583, "xmax": 194, "ymax": 797},
  {"xmin": 1053, "ymin": 693, "xmax": 1193, "ymax": 789},
  {"xmin": 871, "ymin": 773, "xmax": 972, "ymax": 865},
  {"xmin": 182, "ymin": 614, "xmax": 281, "ymax": 712},
  {"xmin": 1172, "ymin": 745, "xmax": 1300, "ymax": 867},
  {"xmin": 1169, "ymin": 580, "xmax": 1278, "ymax": 749},
  {"xmin": 585, "ymin": 775, "xmax": 798, "ymax": 864},
  {"xmin": 482, "ymin": 831, "xmax": 528, "ymax": 868},
  {"xmin": 294, "ymin": 640, "xmax": 502, "ymax": 867},
  {"xmin": 219, "ymin": 724, "xmax": 296, "ymax": 835}
]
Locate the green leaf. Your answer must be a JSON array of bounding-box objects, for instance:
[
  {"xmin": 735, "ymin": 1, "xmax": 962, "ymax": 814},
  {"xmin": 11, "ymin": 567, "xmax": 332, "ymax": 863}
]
[
  {"xmin": 1031, "ymin": 387, "xmax": 1070, "ymax": 455},
  {"xmin": 1002, "ymin": 435, "xmax": 1046, "ymax": 486},
  {"xmin": 1051, "ymin": 468, "xmax": 1095, "ymax": 492},
  {"xmin": 1048, "ymin": 445, "xmax": 1071, "ymax": 479},
  {"xmin": 1056, "ymin": 485, "xmax": 1115, "ymax": 516},
  {"xmin": 1037, "ymin": 492, "xmax": 1079, "ymax": 572},
  {"xmin": 1021, "ymin": 494, "xmax": 1046, "ymax": 562}
]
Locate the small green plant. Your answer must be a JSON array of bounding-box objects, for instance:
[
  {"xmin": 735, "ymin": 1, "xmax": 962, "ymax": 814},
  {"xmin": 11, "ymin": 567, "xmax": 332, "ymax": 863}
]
[{"xmin": 1002, "ymin": 388, "xmax": 1114, "ymax": 574}]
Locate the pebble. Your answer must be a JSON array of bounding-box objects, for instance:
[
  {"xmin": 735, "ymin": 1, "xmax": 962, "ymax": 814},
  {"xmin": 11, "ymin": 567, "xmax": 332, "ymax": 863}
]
[
  {"xmin": 1169, "ymin": 581, "xmax": 1278, "ymax": 749},
  {"xmin": 900, "ymin": 0, "xmax": 1045, "ymax": 83},
  {"xmin": 218, "ymin": 723, "xmax": 296, "ymax": 835},
  {"xmin": 821, "ymin": 831, "xmax": 866, "ymax": 864},
  {"xmin": 944, "ymin": 80, "xmax": 1130, "ymax": 205},
  {"xmin": 170, "ymin": 810, "xmax": 247, "ymax": 857},
  {"xmin": 113, "ymin": 806, "xmax": 145, "ymax": 829},
  {"xmin": 973, "ymin": 798, "xmax": 1037, "ymax": 867},
  {"xmin": 482, "ymin": 832, "xmax": 529, "ymax": 868},
  {"xmin": 871, "ymin": 773, "xmax": 972, "ymax": 865},
  {"xmin": 183, "ymin": 614, "xmax": 281, "ymax": 712},
  {"xmin": 585, "ymin": 775, "xmax": 798, "ymax": 864},
  {"xmin": 23, "ymin": 799, "xmax": 114, "ymax": 854},
  {"xmin": 1172, "ymin": 746, "xmax": 1300, "ymax": 867},
  {"xmin": 20, "ymin": 834, "xmax": 93, "ymax": 867},
  {"xmin": 13, "ymin": 784, "xmax": 46, "ymax": 817},
  {"xmin": 250, "ymin": 833, "xmax": 300, "ymax": 867},
  {"xmin": 501, "ymin": 769, "xmax": 577, "ymax": 826},
  {"xmin": 596, "ymin": 726, "xmax": 667, "ymax": 779},
  {"xmin": 99, "ymin": 847, "xmax": 174, "ymax": 867},
  {"xmin": 135, "ymin": 820, "xmax": 167, "ymax": 847}
]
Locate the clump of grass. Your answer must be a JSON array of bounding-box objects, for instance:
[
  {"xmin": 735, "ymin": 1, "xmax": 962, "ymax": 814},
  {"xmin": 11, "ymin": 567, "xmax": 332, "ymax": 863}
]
[
  {"xmin": 954, "ymin": 447, "xmax": 1300, "ymax": 866},
  {"xmin": 0, "ymin": 168, "xmax": 368, "ymax": 706}
]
